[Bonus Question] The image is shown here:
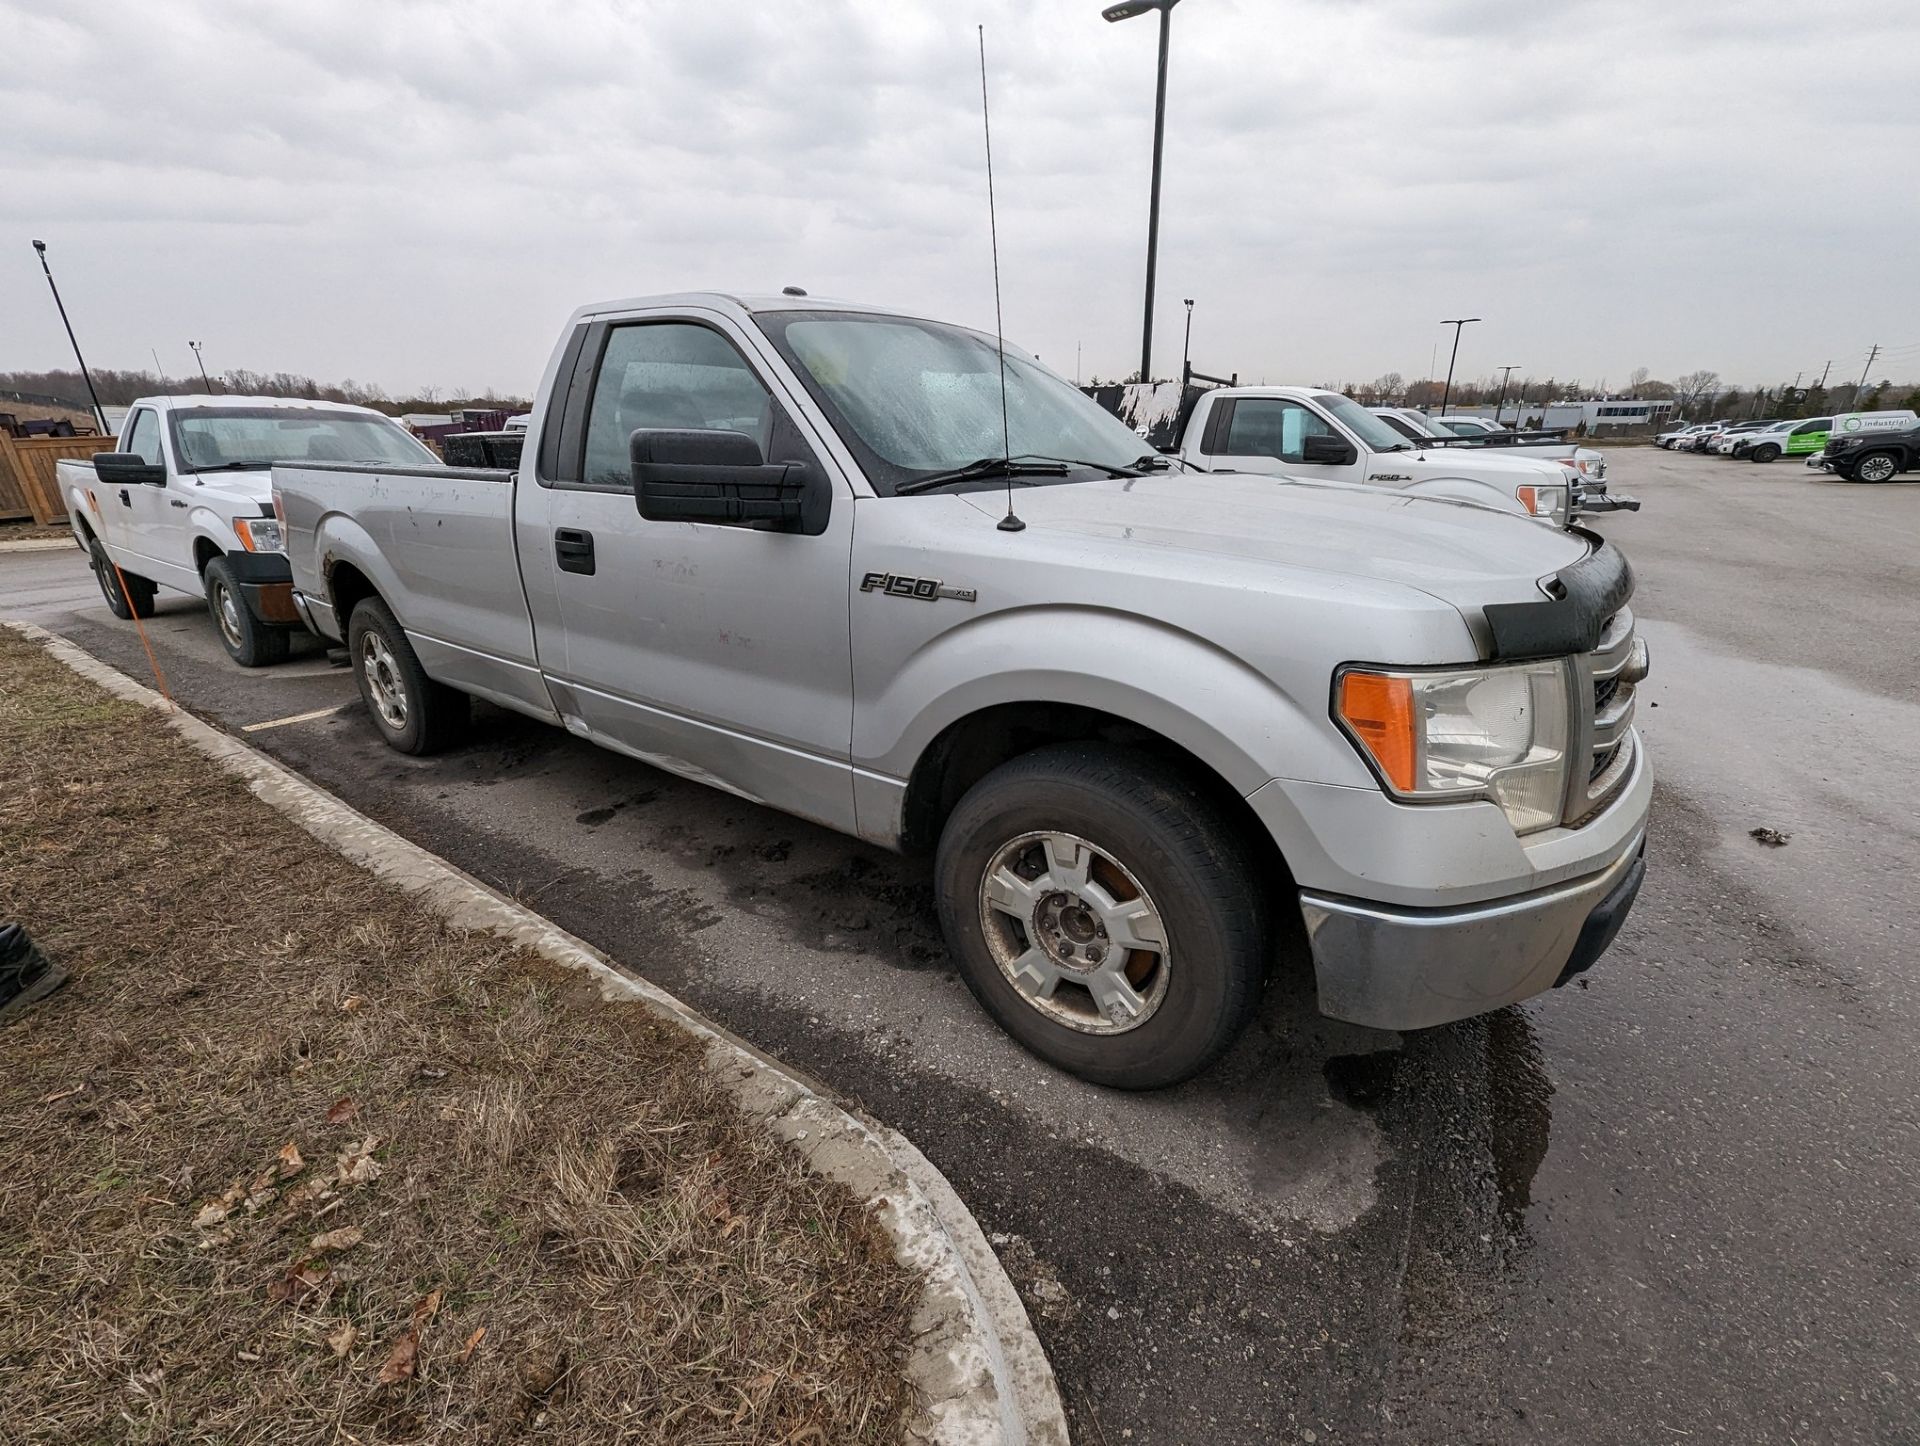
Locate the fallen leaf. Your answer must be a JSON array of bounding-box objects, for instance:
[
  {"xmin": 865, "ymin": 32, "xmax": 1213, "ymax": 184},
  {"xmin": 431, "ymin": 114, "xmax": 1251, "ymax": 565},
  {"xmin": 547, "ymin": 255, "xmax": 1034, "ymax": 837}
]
[
  {"xmin": 411, "ymin": 1288, "xmax": 443, "ymax": 1332},
  {"xmin": 267, "ymin": 1258, "xmax": 332, "ymax": 1308},
  {"xmin": 457, "ymin": 1325, "xmax": 487, "ymax": 1364},
  {"xmin": 377, "ymin": 1329, "xmax": 419, "ymax": 1385},
  {"xmin": 40, "ymin": 1083, "xmax": 86, "ymax": 1105},
  {"xmin": 341, "ymin": 995, "xmax": 366, "ymax": 1013},
  {"xmin": 335, "ymin": 1136, "xmax": 383, "ymax": 1185},
  {"xmin": 243, "ymin": 1186, "xmax": 279, "ymax": 1214},
  {"xmin": 237, "ymin": 1349, "xmax": 261, "ymax": 1363},
  {"xmin": 194, "ymin": 1202, "xmax": 230, "ymax": 1229},
  {"xmin": 277, "ymin": 1142, "xmax": 305, "ymax": 1178},
  {"xmin": 518, "ymin": 1343, "xmax": 569, "ymax": 1399},
  {"xmin": 325, "ymin": 1096, "xmax": 358, "ymax": 1125},
  {"xmin": 327, "ymin": 1322, "xmax": 358, "ymax": 1358},
  {"xmin": 1750, "ymin": 826, "xmax": 1791, "ymax": 848},
  {"xmin": 284, "ymin": 1177, "xmax": 335, "ymax": 1209},
  {"xmin": 310, "ymin": 1226, "xmax": 363, "ymax": 1253}
]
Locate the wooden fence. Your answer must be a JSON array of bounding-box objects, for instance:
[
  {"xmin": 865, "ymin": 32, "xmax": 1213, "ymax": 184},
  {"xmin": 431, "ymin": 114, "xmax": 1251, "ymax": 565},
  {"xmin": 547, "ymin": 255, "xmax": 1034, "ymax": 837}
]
[{"xmin": 0, "ymin": 435, "xmax": 115, "ymax": 525}]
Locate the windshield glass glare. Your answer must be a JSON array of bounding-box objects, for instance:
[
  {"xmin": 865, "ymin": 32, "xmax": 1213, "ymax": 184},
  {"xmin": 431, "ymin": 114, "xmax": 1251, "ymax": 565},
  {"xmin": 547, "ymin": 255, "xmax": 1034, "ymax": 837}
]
[
  {"xmin": 756, "ymin": 311, "xmax": 1157, "ymax": 494},
  {"xmin": 168, "ymin": 408, "xmax": 438, "ymax": 472},
  {"xmin": 1314, "ymin": 393, "xmax": 1418, "ymax": 452}
]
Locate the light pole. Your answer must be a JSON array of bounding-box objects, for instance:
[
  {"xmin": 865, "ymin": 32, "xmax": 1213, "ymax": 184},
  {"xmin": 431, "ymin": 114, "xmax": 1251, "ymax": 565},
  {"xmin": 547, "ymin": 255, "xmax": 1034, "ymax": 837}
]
[
  {"xmin": 30, "ymin": 240, "xmax": 108, "ymax": 435},
  {"xmin": 189, "ymin": 341, "xmax": 214, "ymax": 392},
  {"xmin": 1181, "ymin": 298, "xmax": 1194, "ymax": 383},
  {"xmin": 1493, "ymin": 364, "xmax": 1520, "ymax": 426},
  {"xmin": 1103, "ymin": 0, "xmax": 1183, "ymax": 385},
  {"xmin": 1437, "ymin": 317, "xmax": 1480, "ymax": 418}
]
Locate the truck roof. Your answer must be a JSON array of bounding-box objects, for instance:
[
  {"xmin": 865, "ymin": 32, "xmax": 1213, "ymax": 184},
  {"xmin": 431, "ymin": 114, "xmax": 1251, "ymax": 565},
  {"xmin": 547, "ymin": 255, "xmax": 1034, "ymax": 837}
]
[
  {"xmin": 569, "ymin": 290, "xmax": 961, "ymax": 327},
  {"xmin": 127, "ymin": 394, "xmax": 392, "ymax": 416}
]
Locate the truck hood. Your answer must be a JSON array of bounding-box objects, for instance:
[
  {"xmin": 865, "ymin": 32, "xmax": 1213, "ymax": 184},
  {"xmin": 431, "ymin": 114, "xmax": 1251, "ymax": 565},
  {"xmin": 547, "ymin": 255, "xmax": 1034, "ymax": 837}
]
[
  {"xmin": 960, "ymin": 470, "xmax": 1589, "ymax": 612},
  {"xmin": 182, "ymin": 469, "xmax": 276, "ymax": 512},
  {"xmin": 1376, "ymin": 446, "xmax": 1571, "ymax": 479}
]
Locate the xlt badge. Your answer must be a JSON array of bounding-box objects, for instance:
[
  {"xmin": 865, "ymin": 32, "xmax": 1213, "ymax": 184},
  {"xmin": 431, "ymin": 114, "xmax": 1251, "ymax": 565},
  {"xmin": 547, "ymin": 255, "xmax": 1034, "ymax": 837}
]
[{"xmin": 860, "ymin": 571, "xmax": 977, "ymax": 603}]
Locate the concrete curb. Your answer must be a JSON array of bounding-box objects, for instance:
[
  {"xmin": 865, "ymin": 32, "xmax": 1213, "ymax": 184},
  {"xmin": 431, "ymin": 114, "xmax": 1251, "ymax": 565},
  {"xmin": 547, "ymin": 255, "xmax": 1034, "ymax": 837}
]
[
  {"xmin": 8, "ymin": 621, "xmax": 1070, "ymax": 1446},
  {"xmin": 0, "ymin": 537, "xmax": 79, "ymax": 553}
]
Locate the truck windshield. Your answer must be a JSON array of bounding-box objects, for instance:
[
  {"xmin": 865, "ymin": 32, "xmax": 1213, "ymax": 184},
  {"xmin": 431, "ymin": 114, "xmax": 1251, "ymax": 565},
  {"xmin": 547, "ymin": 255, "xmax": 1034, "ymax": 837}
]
[
  {"xmin": 756, "ymin": 310, "xmax": 1158, "ymax": 495},
  {"xmin": 168, "ymin": 408, "xmax": 438, "ymax": 473},
  {"xmin": 1312, "ymin": 393, "xmax": 1422, "ymax": 453}
]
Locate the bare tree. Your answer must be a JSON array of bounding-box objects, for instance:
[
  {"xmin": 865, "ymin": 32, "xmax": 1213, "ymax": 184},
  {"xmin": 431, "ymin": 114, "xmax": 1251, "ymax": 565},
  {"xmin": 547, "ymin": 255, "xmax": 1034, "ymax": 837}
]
[
  {"xmin": 1673, "ymin": 369, "xmax": 1721, "ymax": 415},
  {"xmin": 1627, "ymin": 366, "xmax": 1650, "ymax": 395}
]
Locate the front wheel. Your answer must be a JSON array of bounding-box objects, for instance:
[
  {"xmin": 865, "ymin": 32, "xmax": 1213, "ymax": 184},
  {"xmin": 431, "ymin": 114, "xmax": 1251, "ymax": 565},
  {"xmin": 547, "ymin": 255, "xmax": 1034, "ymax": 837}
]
[
  {"xmin": 1751, "ymin": 444, "xmax": 1781, "ymax": 464},
  {"xmin": 1855, "ymin": 452, "xmax": 1899, "ymax": 483},
  {"xmin": 88, "ymin": 538, "xmax": 157, "ymax": 620},
  {"xmin": 934, "ymin": 744, "xmax": 1268, "ymax": 1089},
  {"xmin": 203, "ymin": 557, "xmax": 290, "ymax": 667},
  {"xmin": 347, "ymin": 597, "xmax": 470, "ymax": 755}
]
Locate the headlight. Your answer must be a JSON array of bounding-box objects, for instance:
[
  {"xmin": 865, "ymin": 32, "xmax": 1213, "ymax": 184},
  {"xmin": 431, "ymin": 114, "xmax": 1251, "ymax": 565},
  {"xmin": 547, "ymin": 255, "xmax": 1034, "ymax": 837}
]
[
  {"xmin": 1336, "ymin": 660, "xmax": 1571, "ymax": 834},
  {"xmin": 1514, "ymin": 482, "xmax": 1569, "ymax": 525},
  {"xmin": 233, "ymin": 517, "xmax": 285, "ymax": 553}
]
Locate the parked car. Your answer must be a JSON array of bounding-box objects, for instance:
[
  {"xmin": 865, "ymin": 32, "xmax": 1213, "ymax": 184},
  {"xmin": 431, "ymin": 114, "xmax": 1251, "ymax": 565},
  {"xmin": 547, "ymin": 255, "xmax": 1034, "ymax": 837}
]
[
  {"xmin": 1748, "ymin": 409, "xmax": 1918, "ymax": 462},
  {"xmin": 1812, "ymin": 423, "xmax": 1920, "ymax": 482},
  {"xmin": 1704, "ymin": 420, "xmax": 1780, "ymax": 454},
  {"xmin": 1656, "ymin": 424, "xmax": 1709, "ymax": 449},
  {"xmin": 273, "ymin": 291, "xmax": 1652, "ymax": 1088},
  {"xmin": 1367, "ymin": 408, "xmax": 1625, "ymax": 514},
  {"xmin": 60, "ymin": 395, "xmax": 437, "ymax": 665},
  {"xmin": 1430, "ymin": 414, "xmax": 1610, "ymax": 484}
]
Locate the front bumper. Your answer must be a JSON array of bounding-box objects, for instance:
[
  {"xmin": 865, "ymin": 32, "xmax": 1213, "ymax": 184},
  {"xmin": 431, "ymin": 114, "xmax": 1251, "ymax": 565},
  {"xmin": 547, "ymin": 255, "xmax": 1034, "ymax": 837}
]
[
  {"xmin": 1300, "ymin": 828, "xmax": 1648, "ymax": 1031},
  {"xmin": 224, "ymin": 550, "xmax": 300, "ymax": 626}
]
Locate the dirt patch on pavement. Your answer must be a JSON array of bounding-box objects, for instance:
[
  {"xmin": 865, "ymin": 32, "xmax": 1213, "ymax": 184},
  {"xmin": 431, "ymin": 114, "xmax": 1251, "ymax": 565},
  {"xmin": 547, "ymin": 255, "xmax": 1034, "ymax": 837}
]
[
  {"xmin": 0, "ymin": 629, "xmax": 918, "ymax": 1443},
  {"xmin": 0, "ymin": 522, "xmax": 76, "ymax": 544}
]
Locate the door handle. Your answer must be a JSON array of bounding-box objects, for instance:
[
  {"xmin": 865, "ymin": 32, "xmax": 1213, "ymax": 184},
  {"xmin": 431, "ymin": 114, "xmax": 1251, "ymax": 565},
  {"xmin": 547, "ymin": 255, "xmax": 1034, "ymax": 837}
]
[
  {"xmin": 553, "ymin": 528, "xmax": 595, "ymax": 575},
  {"xmin": 118, "ymin": 488, "xmax": 131, "ymax": 506}
]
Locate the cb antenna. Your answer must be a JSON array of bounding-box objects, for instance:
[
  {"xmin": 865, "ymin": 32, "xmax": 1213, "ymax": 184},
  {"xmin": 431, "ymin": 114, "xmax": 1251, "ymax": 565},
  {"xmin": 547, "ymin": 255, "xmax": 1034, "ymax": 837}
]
[{"xmin": 978, "ymin": 25, "xmax": 1024, "ymax": 533}]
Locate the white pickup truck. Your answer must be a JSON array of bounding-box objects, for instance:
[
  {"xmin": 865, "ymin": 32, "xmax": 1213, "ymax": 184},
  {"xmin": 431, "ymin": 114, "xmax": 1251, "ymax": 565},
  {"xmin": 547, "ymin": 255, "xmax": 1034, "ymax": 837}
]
[
  {"xmin": 273, "ymin": 292, "xmax": 1652, "ymax": 1088},
  {"xmin": 1167, "ymin": 386, "xmax": 1623, "ymax": 525},
  {"xmin": 61, "ymin": 395, "xmax": 437, "ymax": 665}
]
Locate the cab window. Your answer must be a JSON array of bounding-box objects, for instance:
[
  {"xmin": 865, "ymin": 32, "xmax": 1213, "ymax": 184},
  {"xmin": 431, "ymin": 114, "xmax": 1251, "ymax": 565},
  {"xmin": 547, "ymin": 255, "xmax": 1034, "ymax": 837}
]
[
  {"xmin": 581, "ymin": 323, "xmax": 773, "ymax": 490},
  {"xmin": 1218, "ymin": 399, "xmax": 1337, "ymax": 463},
  {"xmin": 1794, "ymin": 418, "xmax": 1831, "ymax": 434},
  {"xmin": 123, "ymin": 410, "xmax": 162, "ymax": 466}
]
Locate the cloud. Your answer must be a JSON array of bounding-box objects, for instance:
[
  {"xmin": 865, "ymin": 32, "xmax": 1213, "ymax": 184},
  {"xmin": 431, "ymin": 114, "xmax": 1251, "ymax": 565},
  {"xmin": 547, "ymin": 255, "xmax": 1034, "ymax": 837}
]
[{"xmin": 2, "ymin": 0, "xmax": 1914, "ymax": 396}]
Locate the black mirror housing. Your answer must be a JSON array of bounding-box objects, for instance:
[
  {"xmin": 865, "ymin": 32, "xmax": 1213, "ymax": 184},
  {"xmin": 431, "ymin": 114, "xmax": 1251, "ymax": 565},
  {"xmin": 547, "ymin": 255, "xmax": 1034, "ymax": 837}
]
[
  {"xmin": 92, "ymin": 451, "xmax": 166, "ymax": 486},
  {"xmin": 631, "ymin": 429, "xmax": 827, "ymax": 534},
  {"xmin": 1301, "ymin": 434, "xmax": 1356, "ymax": 466}
]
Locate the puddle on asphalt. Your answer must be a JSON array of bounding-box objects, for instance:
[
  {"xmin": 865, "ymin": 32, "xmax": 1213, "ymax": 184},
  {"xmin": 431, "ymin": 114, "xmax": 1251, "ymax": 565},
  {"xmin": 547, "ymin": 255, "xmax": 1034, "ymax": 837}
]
[
  {"xmin": 1322, "ymin": 1048, "xmax": 1401, "ymax": 1110},
  {"xmin": 1485, "ymin": 1007, "xmax": 1554, "ymax": 1234}
]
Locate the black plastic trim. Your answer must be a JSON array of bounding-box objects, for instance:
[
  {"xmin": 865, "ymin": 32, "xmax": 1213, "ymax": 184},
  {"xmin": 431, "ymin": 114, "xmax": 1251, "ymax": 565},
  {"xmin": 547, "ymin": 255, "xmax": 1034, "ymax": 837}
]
[
  {"xmin": 222, "ymin": 549, "xmax": 293, "ymax": 584},
  {"xmin": 1482, "ymin": 530, "xmax": 1635, "ymax": 661}
]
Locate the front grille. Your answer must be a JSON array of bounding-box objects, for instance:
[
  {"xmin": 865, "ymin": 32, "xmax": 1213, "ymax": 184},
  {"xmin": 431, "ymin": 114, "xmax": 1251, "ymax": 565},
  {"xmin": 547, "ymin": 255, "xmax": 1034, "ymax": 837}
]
[{"xmin": 1568, "ymin": 609, "xmax": 1643, "ymax": 823}]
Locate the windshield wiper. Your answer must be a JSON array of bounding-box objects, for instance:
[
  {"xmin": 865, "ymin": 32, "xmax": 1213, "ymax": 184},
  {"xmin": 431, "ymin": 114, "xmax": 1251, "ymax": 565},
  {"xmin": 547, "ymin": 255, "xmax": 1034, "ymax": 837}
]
[
  {"xmin": 896, "ymin": 457, "xmax": 1069, "ymax": 495},
  {"xmin": 189, "ymin": 461, "xmax": 273, "ymax": 471}
]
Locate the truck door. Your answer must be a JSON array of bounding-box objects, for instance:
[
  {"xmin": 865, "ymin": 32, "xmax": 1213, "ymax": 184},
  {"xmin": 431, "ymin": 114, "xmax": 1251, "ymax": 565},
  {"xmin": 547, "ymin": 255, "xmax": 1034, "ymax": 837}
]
[
  {"xmin": 518, "ymin": 312, "xmax": 858, "ymax": 835},
  {"xmin": 1188, "ymin": 396, "xmax": 1369, "ymax": 485},
  {"xmin": 98, "ymin": 407, "xmax": 169, "ymax": 569},
  {"xmin": 1789, "ymin": 418, "xmax": 1832, "ymax": 455}
]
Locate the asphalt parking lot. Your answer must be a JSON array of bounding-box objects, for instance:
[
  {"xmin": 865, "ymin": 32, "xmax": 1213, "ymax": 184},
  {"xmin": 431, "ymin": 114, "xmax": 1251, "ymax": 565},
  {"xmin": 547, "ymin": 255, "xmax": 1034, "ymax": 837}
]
[{"xmin": 5, "ymin": 446, "xmax": 1917, "ymax": 1444}]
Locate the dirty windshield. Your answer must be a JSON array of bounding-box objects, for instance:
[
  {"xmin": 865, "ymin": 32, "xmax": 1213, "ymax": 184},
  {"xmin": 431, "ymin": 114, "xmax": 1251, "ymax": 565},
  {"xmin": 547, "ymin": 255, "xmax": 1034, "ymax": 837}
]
[
  {"xmin": 757, "ymin": 310, "xmax": 1157, "ymax": 495},
  {"xmin": 167, "ymin": 408, "xmax": 438, "ymax": 473}
]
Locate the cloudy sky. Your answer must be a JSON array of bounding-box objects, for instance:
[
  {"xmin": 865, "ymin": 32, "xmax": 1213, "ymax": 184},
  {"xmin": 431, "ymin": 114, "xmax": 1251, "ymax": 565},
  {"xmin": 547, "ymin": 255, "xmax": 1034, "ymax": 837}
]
[{"xmin": 5, "ymin": 0, "xmax": 1917, "ymax": 399}]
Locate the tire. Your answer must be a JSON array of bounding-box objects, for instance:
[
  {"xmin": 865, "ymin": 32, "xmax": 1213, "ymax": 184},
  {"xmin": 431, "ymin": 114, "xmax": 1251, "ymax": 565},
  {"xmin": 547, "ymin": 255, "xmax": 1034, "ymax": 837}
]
[
  {"xmin": 87, "ymin": 537, "xmax": 157, "ymax": 620},
  {"xmin": 347, "ymin": 597, "xmax": 469, "ymax": 755},
  {"xmin": 934, "ymin": 743, "xmax": 1268, "ymax": 1089},
  {"xmin": 1855, "ymin": 451, "xmax": 1899, "ymax": 483},
  {"xmin": 1751, "ymin": 444, "xmax": 1780, "ymax": 464},
  {"xmin": 202, "ymin": 556, "xmax": 290, "ymax": 667}
]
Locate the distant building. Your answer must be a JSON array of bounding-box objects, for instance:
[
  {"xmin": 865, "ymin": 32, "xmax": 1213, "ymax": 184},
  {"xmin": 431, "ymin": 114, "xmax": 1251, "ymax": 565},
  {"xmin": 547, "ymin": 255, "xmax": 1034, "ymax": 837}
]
[{"xmin": 1446, "ymin": 398, "xmax": 1678, "ymax": 432}]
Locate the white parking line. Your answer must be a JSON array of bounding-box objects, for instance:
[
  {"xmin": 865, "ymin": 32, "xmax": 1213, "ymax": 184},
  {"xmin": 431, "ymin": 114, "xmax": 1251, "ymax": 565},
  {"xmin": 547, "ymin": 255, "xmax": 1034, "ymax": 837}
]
[{"xmin": 240, "ymin": 704, "xmax": 349, "ymax": 733}]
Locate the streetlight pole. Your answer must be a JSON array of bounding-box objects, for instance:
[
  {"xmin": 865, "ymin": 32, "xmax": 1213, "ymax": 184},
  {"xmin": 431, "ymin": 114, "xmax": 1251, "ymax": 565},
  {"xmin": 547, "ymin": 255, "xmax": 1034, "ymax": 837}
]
[
  {"xmin": 30, "ymin": 240, "xmax": 108, "ymax": 436},
  {"xmin": 1181, "ymin": 298, "xmax": 1194, "ymax": 384},
  {"xmin": 1437, "ymin": 317, "xmax": 1480, "ymax": 418},
  {"xmin": 1493, "ymin": 364, "xmax": 1520, "ymax": 426},
  {"xmin": 1103, "ymin": 0, "xmax": 1183, "ymax": 385},
  {"xmin": 189, "ymin": 341, "xmax": 214, "ymax": 392}
]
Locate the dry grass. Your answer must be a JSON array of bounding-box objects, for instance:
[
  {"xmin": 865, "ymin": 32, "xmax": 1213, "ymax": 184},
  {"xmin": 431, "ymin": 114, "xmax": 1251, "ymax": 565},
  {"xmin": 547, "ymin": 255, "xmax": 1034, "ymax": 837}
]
[
  {"xmin": 0, "ymin": 630, "xmax": 919, "ymax": 1444},
  {"xmin": 0, "ymin": 522, "xmax": 76, "ymax": 543}
]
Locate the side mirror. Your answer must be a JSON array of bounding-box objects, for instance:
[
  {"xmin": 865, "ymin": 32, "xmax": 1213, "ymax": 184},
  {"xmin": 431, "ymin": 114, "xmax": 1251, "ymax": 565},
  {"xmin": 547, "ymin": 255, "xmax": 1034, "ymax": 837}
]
[
  {"xmin": 1301, "ymin": 434, "xmax": 1357, "ymax": 466},
  {"xmin": 92, "ymin": 452, "xmax": 167, "ymax": 486},
  {"xmin": 631, "ymin": 429, "xmax": 823, "ymax": 533}
]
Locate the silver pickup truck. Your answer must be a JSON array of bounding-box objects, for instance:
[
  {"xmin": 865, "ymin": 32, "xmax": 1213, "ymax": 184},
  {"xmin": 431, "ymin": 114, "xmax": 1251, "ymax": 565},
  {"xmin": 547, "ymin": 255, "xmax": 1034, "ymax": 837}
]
[{"xmin": 274, "ymin": 292, "xmax": 1652, "ymax": 1088}]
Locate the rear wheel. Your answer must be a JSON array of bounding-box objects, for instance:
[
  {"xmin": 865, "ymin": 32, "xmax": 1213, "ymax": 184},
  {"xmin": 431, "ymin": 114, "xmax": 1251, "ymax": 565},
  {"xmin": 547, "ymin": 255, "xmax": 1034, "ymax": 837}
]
[
  {"xmin": 934, "ymin": 743, "xmax": 1268, "ymax": 1089},
  {"xmin": 1751, "ymin": 444, "xmax": 1781, "ymax": 463},
  {"xmin": 347, "ymin": 597, "xmax": 469, "ymax": 754},
  {"xmin": 1855, "ymin": 452, "xmax": 1899, "ymax": 483},
  {"xmin": 203, "ymin": 557, "xmax": 290, "ymax": 667},
  {"xmin": 87, "ymin": 537, "xmax": 156, "ymax": 620}
]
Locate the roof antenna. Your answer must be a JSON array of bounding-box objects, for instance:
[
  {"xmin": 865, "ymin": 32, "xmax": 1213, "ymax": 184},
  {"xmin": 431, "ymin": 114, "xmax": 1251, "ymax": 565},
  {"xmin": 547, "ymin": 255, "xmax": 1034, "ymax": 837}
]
[{"xmin": 978, "ymin": 25, "xmax": 1024, "ymax": 533}]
